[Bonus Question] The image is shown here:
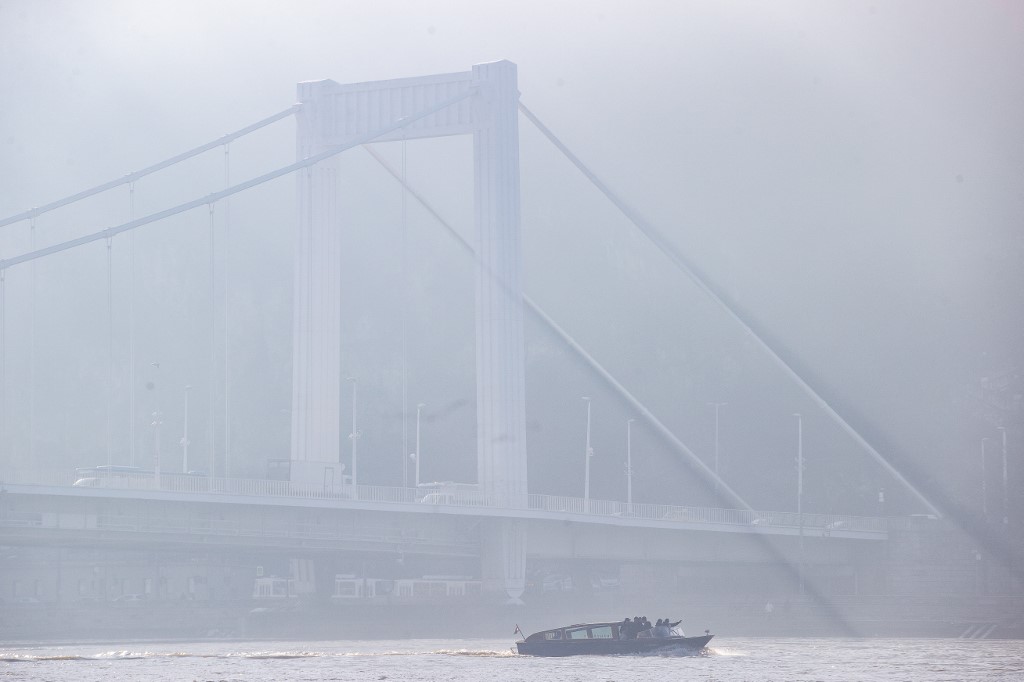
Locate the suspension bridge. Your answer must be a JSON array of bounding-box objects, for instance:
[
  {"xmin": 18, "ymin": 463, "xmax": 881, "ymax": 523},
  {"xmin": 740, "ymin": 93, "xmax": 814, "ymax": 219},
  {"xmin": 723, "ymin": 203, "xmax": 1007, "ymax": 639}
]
[{"xmin": 0, "ymin": 61, "xmax": 940, "ymax": 603}]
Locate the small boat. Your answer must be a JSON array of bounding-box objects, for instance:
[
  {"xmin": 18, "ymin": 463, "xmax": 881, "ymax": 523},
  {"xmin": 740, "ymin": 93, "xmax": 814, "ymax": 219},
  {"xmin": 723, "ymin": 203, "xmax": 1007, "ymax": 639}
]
[{"xmin": 515, "ymin": 620, "xmax": 713, "ymax": 657}]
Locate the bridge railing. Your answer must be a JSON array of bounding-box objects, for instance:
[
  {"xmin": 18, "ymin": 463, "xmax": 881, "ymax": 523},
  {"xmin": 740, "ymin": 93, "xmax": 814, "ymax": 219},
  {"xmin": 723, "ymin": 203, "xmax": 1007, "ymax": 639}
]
[
  {"xmin": 524, "ymin": 493, "xmax": 887, "ymax": 534},
  {"xmin": 1, "ymin": 469, "xmax": 886, "ymax": 534},
  {"xmin": 0, "ymin": 469, "xmax": 424, "ymax": 503}
]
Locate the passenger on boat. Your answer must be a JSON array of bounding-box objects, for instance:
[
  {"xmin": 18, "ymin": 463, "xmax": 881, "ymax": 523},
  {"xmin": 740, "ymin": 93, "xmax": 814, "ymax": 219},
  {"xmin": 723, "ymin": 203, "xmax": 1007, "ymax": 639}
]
[
  {"xmin": 625, "ymin": 616, "xmax": 643, "ymax": 639},
  {"xmin": 619, "ymin": 618, "xmax": 632, "ymax": 639},
  {"xmin": 632, "ymin": 616, "xmax": 654, "ymax": 638}
]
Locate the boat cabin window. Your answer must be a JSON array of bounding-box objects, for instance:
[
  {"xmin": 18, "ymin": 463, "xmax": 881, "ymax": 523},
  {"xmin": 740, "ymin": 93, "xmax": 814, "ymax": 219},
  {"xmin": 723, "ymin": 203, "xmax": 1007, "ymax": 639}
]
[
  {"xmin": 589, "ymin": 625, "xmax": 614, "ymax": 639},
  {"xmin": 566, "ymin": 628, "xmax": 589, "ymax": 640}
]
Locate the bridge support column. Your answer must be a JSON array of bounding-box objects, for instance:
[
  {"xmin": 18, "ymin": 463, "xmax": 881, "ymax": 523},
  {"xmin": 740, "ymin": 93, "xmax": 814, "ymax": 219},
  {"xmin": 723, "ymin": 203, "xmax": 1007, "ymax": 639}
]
[
  {"xmin": 291, "ymin": 80, "xmax": 343, "ymax": 468},
  {"xmin": 481, "ymin": 518, "xmax": 526, "ymax": 604},
  {"xmin": 472, "ymin": 60, "xmax": 528, "ymax": 509}
]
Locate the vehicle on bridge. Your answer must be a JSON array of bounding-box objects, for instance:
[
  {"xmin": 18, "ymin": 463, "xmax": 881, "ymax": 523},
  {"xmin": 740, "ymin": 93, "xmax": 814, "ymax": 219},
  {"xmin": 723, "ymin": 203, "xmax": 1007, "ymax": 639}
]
[
  {"xmin": 73, "ymin": 466, "xmax": 156, "ymax": 488},
  {"xmin": 73, "ymin": 466, "xmax": 211, "ymax": 492},
  {"xmin": 515, "ymin": 621, "xmax": 713, "ymax": 657},
  {"xmin": 416, "ymin": 482, "xmax": 487, "ymax": 506}
]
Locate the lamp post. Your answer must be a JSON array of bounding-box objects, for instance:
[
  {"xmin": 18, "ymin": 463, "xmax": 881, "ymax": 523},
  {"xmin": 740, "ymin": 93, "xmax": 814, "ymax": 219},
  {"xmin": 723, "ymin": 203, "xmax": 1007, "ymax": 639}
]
[
  {"xmin": 708, "ymin": 402, "xmax": 727, "ymax": 492},
  {"xmin": 414, "ymin": 402, "xmax": 425, "ymax": 487},
  {"xmin": 997, "ymin": 426, "xmax": 1008, "ymax": 526},
  {"xmin": 147, "ymin": 360, "xmax": 160, "ymax": 474},
  {"xmin": 347, "ymin": 377, "xmax": 360, "ymax": 498},
  {"xmin": 794, "ymin": 412, "xmax": 804, "ymax": 595},
  {"xmin": 583, "ymin": 397, "xmax": 593, "ymax": 513},
  {"xmin": 794, "ymin": 413, "xmax": 804, "ymax": 516},
  {"xmin": 981, "ymin": 437, "xmax": 990, "ymax": 519},
  {"xmin": 626, "ymin": 418, "xmax": 635, "ymax": 513},
  {"xmin": 151, "ymin": 410, "xmax": 163, "ymax": 486},
  {"xmin": 180, "ymin": 385, "xmax": 191, "ymax": 473}
]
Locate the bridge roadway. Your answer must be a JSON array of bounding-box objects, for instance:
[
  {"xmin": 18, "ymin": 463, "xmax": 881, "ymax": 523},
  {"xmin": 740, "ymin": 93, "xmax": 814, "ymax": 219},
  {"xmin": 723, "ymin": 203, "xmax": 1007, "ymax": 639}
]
[{"xmin": 0, "ymin": 470, "xmax": 885, "ymax": 566}]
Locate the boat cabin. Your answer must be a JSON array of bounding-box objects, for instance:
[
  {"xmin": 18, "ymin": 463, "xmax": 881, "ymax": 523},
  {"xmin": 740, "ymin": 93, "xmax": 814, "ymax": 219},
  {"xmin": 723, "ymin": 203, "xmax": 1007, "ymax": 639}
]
[{"xmin": 527, "ymin": 622, "xmax": 622, "ymax": 641}]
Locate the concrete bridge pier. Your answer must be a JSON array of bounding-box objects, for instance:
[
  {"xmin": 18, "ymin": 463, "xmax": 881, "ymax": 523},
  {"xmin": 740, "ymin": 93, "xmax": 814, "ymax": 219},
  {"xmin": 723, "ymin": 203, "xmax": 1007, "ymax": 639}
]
[{"xmin": 481, "ymin": 518, "xmax": 526, "ymax": 604}]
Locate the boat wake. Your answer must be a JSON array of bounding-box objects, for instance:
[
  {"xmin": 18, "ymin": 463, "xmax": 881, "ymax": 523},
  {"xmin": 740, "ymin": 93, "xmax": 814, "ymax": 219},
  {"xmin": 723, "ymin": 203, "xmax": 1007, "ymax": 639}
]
[
  {"xmin": 232, "ymin": 651, "xmax": 325, "ymax": 659},
  {"xmin": 1, "ymin": 647, "xmax": 518, "ymax": 662},
  {"xmin": 2, "ymin": 651, "xmax": 164, "ymax": 662},
  {"xmin": 635, "ymin": 646, "xmax": 711, "ymax": 658},
  {"xmin": 431, "ymin": 648, "xmax": 517, "ymax": 657}
]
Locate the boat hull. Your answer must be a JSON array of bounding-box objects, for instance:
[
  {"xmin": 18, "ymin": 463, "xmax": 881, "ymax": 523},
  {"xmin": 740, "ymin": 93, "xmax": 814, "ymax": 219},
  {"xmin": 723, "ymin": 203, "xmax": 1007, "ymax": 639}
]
[{"xmin": 516, "ymin": 634, "xmax": 712, "ymax": 657}]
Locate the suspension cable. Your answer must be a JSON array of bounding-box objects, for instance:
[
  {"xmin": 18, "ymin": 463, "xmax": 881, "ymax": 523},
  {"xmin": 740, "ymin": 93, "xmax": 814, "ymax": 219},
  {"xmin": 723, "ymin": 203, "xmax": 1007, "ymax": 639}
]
[
  {"xmin": 517, "ymin": 101, "xmax": 942, "ymax": 518},
  {"xmin": 0, "ymin": 106, "xmax": 298, "ymax": 229},
  {"xmin": 0, "ymin": 88, "xmax": 474, "ymax": 272}
]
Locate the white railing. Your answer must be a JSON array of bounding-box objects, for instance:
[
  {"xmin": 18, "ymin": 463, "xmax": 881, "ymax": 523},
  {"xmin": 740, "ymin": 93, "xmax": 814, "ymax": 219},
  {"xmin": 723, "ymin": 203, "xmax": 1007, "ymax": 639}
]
[
  {"xmin": 0, "ymin": 469, "xmax": 887, "ymax": 535},
  {"xmin": 523, "ymin": 494, "xmax": 887, "ymax": 533}
]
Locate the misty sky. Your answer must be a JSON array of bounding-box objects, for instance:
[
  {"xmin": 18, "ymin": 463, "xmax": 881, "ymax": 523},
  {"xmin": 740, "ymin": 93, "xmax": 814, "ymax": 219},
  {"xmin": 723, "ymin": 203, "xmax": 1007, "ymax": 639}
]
[{"xmin": 0, "ymin": 1, "xmax": 1021, "ymax": 516}]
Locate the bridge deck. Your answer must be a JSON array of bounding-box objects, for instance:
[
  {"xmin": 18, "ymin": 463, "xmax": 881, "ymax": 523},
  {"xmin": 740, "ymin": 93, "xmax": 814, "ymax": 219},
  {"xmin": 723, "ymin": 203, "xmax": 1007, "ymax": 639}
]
[{"xmin": 0, "ymin": 470, "xmax": 887, "ymax": 541}]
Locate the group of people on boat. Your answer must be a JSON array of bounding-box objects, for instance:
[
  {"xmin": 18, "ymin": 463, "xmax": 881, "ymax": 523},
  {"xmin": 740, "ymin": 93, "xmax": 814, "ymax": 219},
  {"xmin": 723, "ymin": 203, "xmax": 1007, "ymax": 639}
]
[{"xmin": 619, "ymin": 616, "xmax": 681, "ymax": 639}]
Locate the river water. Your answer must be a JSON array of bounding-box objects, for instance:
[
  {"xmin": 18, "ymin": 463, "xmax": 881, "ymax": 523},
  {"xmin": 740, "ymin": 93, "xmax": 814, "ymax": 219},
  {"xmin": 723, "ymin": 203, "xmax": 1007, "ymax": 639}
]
[{"xmin": 2, "ymin": 637, "xmax": 1022, "ymax": 681}]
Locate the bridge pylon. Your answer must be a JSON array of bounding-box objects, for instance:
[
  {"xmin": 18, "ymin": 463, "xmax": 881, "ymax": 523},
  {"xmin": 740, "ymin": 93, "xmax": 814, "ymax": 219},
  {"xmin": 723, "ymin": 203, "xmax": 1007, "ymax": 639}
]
[{"xmin": 290, "ymin": 61, "xmax": 528, "ymax": 601}]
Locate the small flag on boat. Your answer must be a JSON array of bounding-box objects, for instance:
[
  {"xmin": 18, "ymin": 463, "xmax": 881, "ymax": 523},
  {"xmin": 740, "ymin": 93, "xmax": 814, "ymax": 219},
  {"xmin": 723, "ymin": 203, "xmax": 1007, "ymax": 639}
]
[{"xmin": 514, "ymin": 624, "xmax": 522, "ymax": 636}]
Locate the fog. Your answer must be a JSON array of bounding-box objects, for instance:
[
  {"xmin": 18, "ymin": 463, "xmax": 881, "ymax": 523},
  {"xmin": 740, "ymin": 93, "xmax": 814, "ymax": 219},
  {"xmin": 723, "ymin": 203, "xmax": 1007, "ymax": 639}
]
[{"xmin": 0, "ymin": 0, "xmax": 1021, "ymax": 640}]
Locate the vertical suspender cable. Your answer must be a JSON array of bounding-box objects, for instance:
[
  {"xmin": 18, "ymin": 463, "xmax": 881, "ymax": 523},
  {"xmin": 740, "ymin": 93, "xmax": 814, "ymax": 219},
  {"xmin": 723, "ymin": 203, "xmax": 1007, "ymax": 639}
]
[
  {"xmin": 208, "ymin": 203, "xmax": 217, "ymax": 481},
  {"xmin": 222, "ymin": 143, "xmax": 231, "ymax": 479},
  {"xmin": 128, "ymin": 182, "xmax": 136, "ymax": 467},
  {"xmin": 400, "ymin": 139, "xmax": 409, "ymax": 487},
  {"xmin": 106, "ymin": 235, "xmax": 114, "ymax": 470},
  {"xmin": 29, "ymin": 217, "xmax": 36, "ymax": 469},
  {"xmin": 0, "ymin": 267, "xmax": 5, "ymax": 463}
]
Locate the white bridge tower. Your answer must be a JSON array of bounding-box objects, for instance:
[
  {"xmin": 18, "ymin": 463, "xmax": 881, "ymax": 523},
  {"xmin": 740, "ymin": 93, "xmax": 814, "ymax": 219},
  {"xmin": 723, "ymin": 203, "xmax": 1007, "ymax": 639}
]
[{"xmin": 290, "ymin": 61, "xmax": 527, "ymax": 602}]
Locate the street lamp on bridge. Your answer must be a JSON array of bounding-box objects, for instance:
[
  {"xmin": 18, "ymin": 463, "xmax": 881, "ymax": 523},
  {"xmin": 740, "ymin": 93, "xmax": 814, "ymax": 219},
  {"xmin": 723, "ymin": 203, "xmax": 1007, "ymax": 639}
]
[
  {"xmin": 411, "ymin": 402, "xmax": 425, "ymax": 488},
  {"xmin": 980, "ymin": 437, "xmax": 990, "ymax": 519},
  {"xmin": 151, "ymin": 410, "xmax": 163, "ymax": 486},
  {"xmin": 793, "ymin": 413, "xmax": 804, "ymax": 517},
  {"xmin": 583, "ymin": 397, "xmax": 593, "ymax": 513},
  {"xmin": 708, "ymin": 402, "xmax": 726, "ymax": 492},
  {"xmin": 347, "ymin": 377, "xmax": 360, "ymax": 498},
  {"xmin": 180, "ymin": 385, "xmax": 191, "ymax": 473},
  {"xmin": 794, "ymin": 412, "xmax": 804, "ymax": 595},
  {"xmin": 997, "ymin": 426, "xmax": 1008, "ymax": 527},
  {"xmin": 625, "ymin": 418, "xmax": 635, "ymax": 513}
]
